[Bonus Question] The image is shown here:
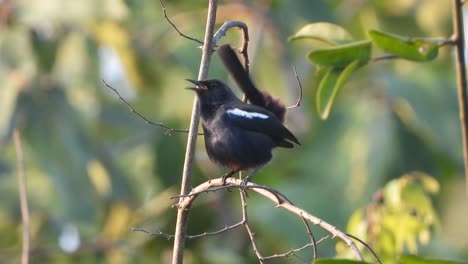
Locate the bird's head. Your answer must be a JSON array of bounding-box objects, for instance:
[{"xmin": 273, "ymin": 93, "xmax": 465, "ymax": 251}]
[{"xmin": 186, "ymin": 79, "xmax": 239, "ymax": 106}]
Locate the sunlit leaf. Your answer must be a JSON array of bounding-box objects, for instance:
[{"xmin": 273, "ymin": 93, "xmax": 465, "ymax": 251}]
[
  {"xmin": 289, "ymin": 22, "xmax": 353, "ymax": 46},
  {"xmin": 369, "ymin": 30, "xmax": 439, "ymax": 61},
  {"xmin": 308, "ymin": 40, "xmax": 371, "ymax": 67},
  {"xmin": 316, "ymin": 60, "xmax": 362, "ymax": 119}
]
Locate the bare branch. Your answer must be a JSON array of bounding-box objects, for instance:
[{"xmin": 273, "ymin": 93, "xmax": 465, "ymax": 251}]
[
  {"xmin": 346, "ymin": 233, "xmax": 382, "ymax": 264},
  {"xmin": 213, "ymin": 21, "xmax": 250, "ymax": 72},
  {"xmin": 172, "ymin": 1, "xmax": 219, "ymax": 263},
  {"xmin": 287, "ymin": 65, "xmax": 303, "ymax": 109},
  {"xmin": 213, "ymin": 21, "xmax": 250, "ymax": 102},
  {"xmin": 174, "ymin": 178, "xmax": 365, "ymax": 261},
  {"xmin": 14, "ymin": 129, "xmax": 29, "ymax": 264},
  {"xmin": 170, "ymin": 183, "xmax": 291, "ymax": 205},
  {"xmin": 132, "ymin": 221, "xmax": 243, "ymax": 239},
  {"xmin": 102, "ymin": 80, "xmax": 201, "ymax": 135},
  {"xmin": 240, "ymin": 188, "xmax": 264, "ymax": 262},
  {"xmin": 299, "ymin": 212, "xmax": 317, "ymax": 260},
  {"xmin": 131, "ymin": 228, "xmax": 174, "ymax": 240},
  {"xmin": 262, "ymin": 242, "xmax": 316, "ymax": 261},
  {"xmin": 452, "ymin": 0, "xmax": 468, "ymax": 194},
  {"xmin": 159, "ymin": 0, "xmax": 203, "ymax": 45},
  {"xmin": 262, "ymin": 236, "xmax": 329, "ymax": 261}
]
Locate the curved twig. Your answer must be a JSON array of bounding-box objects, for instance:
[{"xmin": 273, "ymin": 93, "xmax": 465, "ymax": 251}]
[
  {"xmin": 287, "ymin": 65, "xmax": 303, "ymax": 109},
  {"xmin": 346, "ymin": 233, "xmax": 382, "ymax": 264},
  {"xmin": 102, "ymin": 80, "xmax": 203, "ymax": 135},
  {"xmin": 159, "ymin": 0, "xmax": 204, "ymax": 44}
]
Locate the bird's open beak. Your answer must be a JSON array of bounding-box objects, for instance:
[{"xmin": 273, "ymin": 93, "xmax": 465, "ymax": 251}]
[{"xmin": 185, "ymin": 79, "xmax": 207, "ymax": 91}]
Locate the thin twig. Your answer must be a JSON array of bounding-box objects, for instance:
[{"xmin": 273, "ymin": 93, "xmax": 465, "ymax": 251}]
[
  {"xmin": 212, "ymin": 21, "xmax": 250, "ymax": 102},
  {"xmin": 262, "ymin": 242, "xmax": 315, "ymax": 261},
  {"xmin": 13, "ymin": 129, "xmax": 29, "ymax": 264},
  {"xmin": 452, "ymin": 0, "xmax": 468, "ymax": 194},
  {"xmin": 132, "ymin": 221, "xmax": 243, "ymax": 239},
  {"xmin": 371, "ymin": 54, "xmax": 398, "ymax": 63},
  {"xmin": 131, "ymin": 228, "xmax": 174, "ymax": 240},
  {"xmin": 287, "ymin": 65, "xmax": 303, "ymax": 109},
  {"xmin": 159, "ymin": 0, "xmax": 204, "ymax": 44},
  {"xmin": 172, "ymin": 1, "xmax": 218, "ymax": 263},
  {"xmin": 102, "ymin": 80, "xmax": 201, "ymax": 135},
  {"xmin": 346, "ymin": 233, "xmax": 382, "ymax": 264},
  {"xmin": 300, "ymin": 212, "xmax": 317, "ymax": 260},
  {"xmin": 240, "ymin": 188, "xmax": 264, "ymax": 263},
  {"xmin": 263, "ymin": 236, "xmax": 330, "ymax": 262}
]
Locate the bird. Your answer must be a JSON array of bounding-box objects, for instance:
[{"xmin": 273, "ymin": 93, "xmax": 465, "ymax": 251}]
[
  {"xmin": 217, "ymin": 44, "xmax": 287, "ymax": 122},
  {"xmin": 186, "ymin": 79, "xmax": 299, "ymax": 184}
]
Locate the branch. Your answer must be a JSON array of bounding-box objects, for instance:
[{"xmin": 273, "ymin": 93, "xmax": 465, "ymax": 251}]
[
  {"xmin": 175, "ymin": 178, "xmax": 365, "ymax": 261},
  {"xmin": 159, "ymin": 0, "xmax": 204, "ymax": 45},
  {"xmin": 102, "ymin": 80, "xmax": 201, "ymax": 135},
  {"xmin": 13, "ymin": 129, "xmax": 29, "ymax": 264},
  {"xmin": 213, "ymin": 21, "xmax": 250, "ymax": 72},
  {"xmin": 132, "ymin": 220, "xmax": 243, "ymax": 239},
  {"xmin": 299, "ymin": 212, "xmax": 317, "ymax": 260},
  {"xmin": 172, "ymin": 0, "xmax": 218, "ymax": 263},
  {"xmin": 452, "ymin": 0, "xmax": 468, "ymax": 194},
  {"xmin": 213, "ymin": 21, "xmax": 251, "ymax": 102},
  {"xmin": 239, "ymin": 188, "xmax": 264, "ymax": 262},
  {"xmin": 287, "ymin": 65, "xmax": 303, "ymax": 109},
  {"xmin": 262, "ymin": 238, "xmax": 328, "ymax": 261},
  {"xmin": 346, "ymin": 233, "xmax": 382, "ymax": 264}
]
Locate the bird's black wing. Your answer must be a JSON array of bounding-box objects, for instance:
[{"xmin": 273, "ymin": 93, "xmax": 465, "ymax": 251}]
[{"xmin": 223, "ymin": 104, "xmax": 300, "ymax": 145}]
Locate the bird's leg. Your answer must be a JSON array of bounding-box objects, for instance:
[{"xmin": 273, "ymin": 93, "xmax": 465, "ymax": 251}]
[
  {"xmin": 241, "ymin": 162, "xmax": 268, "ymax": 185},
  {"xmin": 222, "ymin": 170, "xmax": 237, "ymax": 185}
]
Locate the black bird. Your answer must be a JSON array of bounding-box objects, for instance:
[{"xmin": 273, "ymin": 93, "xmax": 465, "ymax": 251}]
[
  {"xmin": 186, "ymin": 79, "xmax": 299, "ymax": 184},
  {"xmin": 217, "ymin": 44, "xmax": 287, "ymax": 122}
]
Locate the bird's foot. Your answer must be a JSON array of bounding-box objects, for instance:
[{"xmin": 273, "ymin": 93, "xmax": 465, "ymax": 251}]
[
  {"xmin": 241, "ymin": 177, "xmax": 251, "ymax": 186},
  {"xmin": 221, "ymin": 170, "xmax": 236, "ymax": 187}
]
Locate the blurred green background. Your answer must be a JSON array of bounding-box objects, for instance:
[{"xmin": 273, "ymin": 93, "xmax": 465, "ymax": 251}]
[{"xmin": 0, "ymin": 0, "xmax": 467, "ymax": 263}]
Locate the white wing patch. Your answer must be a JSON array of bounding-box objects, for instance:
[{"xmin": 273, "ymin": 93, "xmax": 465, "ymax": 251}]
[{"xmin": 227, "ymin": 108, "xmax": 269, "ymax": 119}]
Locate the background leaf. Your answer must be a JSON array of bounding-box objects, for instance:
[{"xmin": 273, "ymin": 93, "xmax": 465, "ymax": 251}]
[
  {"xmin": 289, "ymin": 22, "xmax": 353, "ymax": 46},
  {"xmin": 308, "ymin": 40, "xmax": 372, "ymax": 67},
  {"xmin": 369, "ymin": 30, "xmax": 439, "ymax": 61},
  {"xmin": 316, "ymin": 60, "xmax": 362, "ymax": 119}
]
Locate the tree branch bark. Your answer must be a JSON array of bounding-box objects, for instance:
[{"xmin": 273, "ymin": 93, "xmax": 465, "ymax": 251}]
[
  {"xmin": 14, "ymin": 129, "xmax": 29, "ymax": 264},
  {"xmin": 452, "ymin": 0, "xmax": 468, "ymax": 193},
  {"xmin": 172, "ymin": 1, "xmax": 218, "ymax": 263}
]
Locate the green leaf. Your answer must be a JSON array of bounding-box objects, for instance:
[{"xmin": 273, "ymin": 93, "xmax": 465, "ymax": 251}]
[
  {"xmin": 289, "ymin": 22, "xmax": 353, "ymax": 45},
  {"xmin": 369, "ymin": 30, "xmax": 439, "ymax": 61},
  {"xmin": 314, "ymin": 259, "xmax": 371, "ymax": 264},
  {"xmin": 308, "ymin": 40, "xmax": 372, "ymax": 67},
  {"xmin": 316, "ymin": 60, "xmax": 362, "ymax": 119},
  {"xmin": 399, "ymin": 255, "xmax": 467, "ymax": 264}
]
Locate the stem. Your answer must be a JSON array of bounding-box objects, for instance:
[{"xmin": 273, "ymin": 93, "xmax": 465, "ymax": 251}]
[
  {"xmin": 14, "ymin": 129, "xmax": 29, "ymax": 264},
  {"xmin": 452, "ymin": 0, "xmax": 468, "ymax": 193},
  {"xmin": 172, "ymin": 1, "xmax": 218, "ymax": 263}
]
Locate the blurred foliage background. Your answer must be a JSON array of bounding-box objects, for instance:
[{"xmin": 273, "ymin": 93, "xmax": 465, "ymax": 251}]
[{"xmin": 0, "ymin": 0, "xmax": 467, "ymax": 263}]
